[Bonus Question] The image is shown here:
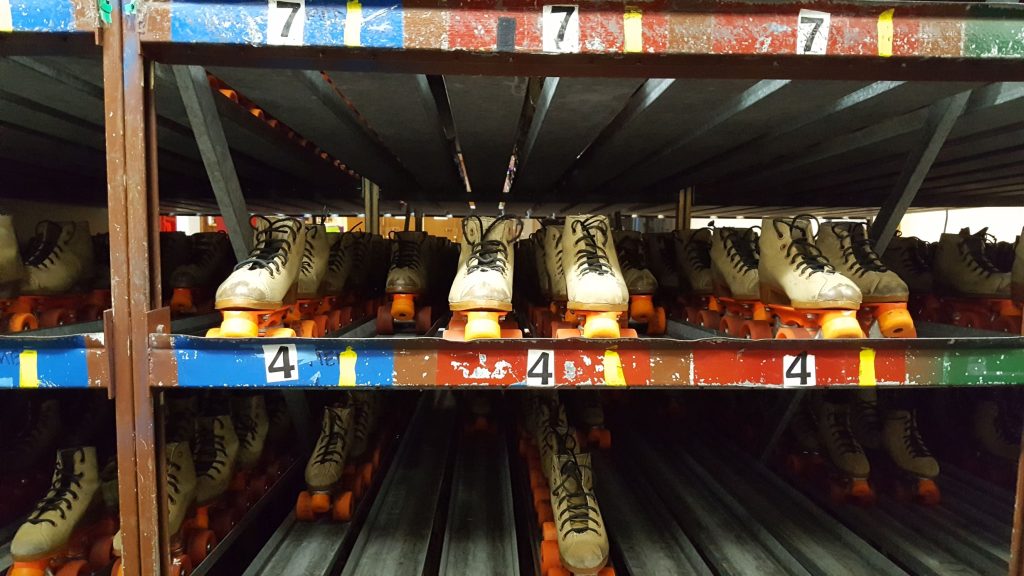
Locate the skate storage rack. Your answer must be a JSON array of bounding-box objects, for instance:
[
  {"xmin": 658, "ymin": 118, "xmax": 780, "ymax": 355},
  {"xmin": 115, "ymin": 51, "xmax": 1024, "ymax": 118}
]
[{"xmin": 33, "ymin": 0, "xmax": 1024, "ymax": 574}]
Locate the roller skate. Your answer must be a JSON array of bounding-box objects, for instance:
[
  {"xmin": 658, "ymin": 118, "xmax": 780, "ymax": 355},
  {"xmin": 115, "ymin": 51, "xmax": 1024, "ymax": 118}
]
[
  {"xmin": 643, "ymin": 232, "xmax": 680, "ymax": 300},
  {"xmin": 229, "ymin": 395, "xmax": 272, "ymax": 507},
  {"xmin": 0, "ymin": 213, "xmax": 25, "ymax": 298},
  {"xmin": 207, "ymin": 216, "xmax": 305, "ymax": 338},
  {"xmin": 849, "ymin": 389, "xmax": 882, "ymax": 451},
  {"xmin": 296, "ymin": 403, "xmax": 355, "ymax": 522},
  {"xmin": 160, "ymin": 231, "xmax": 192, "ymax": 304},
  {"xmin": 445, "ymin": 215, "xmax": 523, "ymax": 341},
  {"xmin": 166, "ymin": 441, "xmax": 213, "ymax": 573},
  {"xmin": 707, "ymin": 227, "xmax": 767, "ymax": 337},
  {"xmin": 541, "ymin": 452, "xmax": 611, "ymax": 576},
  {"xmin": 556, "ymin": 215, "xmax": 634, "ymax": 339},
  {"xmin": 463, "ymin": 391, "xmax": 498, "ymax": 435},
  {"xmin": 168, "ymin": 232, "xmax": 235, "ymax": 316},
  {"xmin": 614, "ymin": 230, "xmax": 665, "ymax": 335},
  {"xmin": 566, "ymin": 391, "xmax": 611, "ymax": 450},
  {"xmin": 782, "ymin": 406, "xmax": 826, "ymax": 482},
  {"xmin": 519, "ymin": 227, "xmax": 553, "ymax": 336},
  {"xmin": 278, "ymin": 223, "xmax": 333, "ymax": 337},
  {"xmin": 538, "ymin": 224, "xmax": 577, "ymax": 338},
  {"xmin": 930, "ymin": 227, "xmax": 1021, "ymax": 333},
  {"xmin": 972, "ymin": 398, "xmax": 1021, "ymax": 487},
  {"xmin": 7, "ymin": 446, "xmax": 119, "ymax": 576},
  {"xmin": 318, "ymin": 230, "xmax": 364, "ymax": 332},
  {"xmin": 816, "ymin": 222, "xmax": 915, "ymax": 337},
  {"xmin": 815, "ymin": 400, "xmax": 874, "ymax": 505},
  {"xmin": 190, "ymin": 415, "xmax": 241, "ymax": 540},
  {"xmin": 346, "ymin": 393, "xmax": 383, "ymax": 496},
  {"xmin": 0, "ymin": 398, "xmax": 60, "ymax": 527},
  {"xmin": 1012, "ymin": 228, "xmax": 1023, "ymax": 306},
  {"xmin": 4, "ymin": 221, "xmax": 96, "ymax": 332},
  {"xmin": 377, "ymin": 230, "xmax": 433, "ymax": 335},
  {"xmin": 754, "ymin": 216, "xmax": 864, "ymax": 339},
  {"xmin": 881, "ymin": 234, "xmax": 937, "ymax": 328},
  {"xmin": 880, "ymin": 409, "xmax": 940, "ymax": 505},
  {"xmin": 672, "ymin": 227, "xmax": 715, "ymax": 327}
]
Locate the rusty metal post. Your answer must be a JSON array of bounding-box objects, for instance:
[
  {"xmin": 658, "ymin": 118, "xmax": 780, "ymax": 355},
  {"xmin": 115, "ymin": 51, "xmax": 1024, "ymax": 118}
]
[
  {"xmin": 1010, "ymin": 423, "xmax": 1024, "ymax": 576},
  {"xmin": 676, "ymin": 187, "xmax": 693, "ymax": 231}
]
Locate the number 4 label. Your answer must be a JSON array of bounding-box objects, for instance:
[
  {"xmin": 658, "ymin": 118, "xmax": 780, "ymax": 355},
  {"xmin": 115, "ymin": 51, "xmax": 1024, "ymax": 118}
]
[
  {"xmin": 268, "ymin": 0, "xmax": 305, "ymax": 46},
  {"xmin": 263, "ymin": 344, "xmax": 298, "ymax": 383},
  {"xmin": 543, "ymin": 5, "xmax": 580, "ymax": 53},
  {"xmin": 526, "ymin": 350, "xmax": 556, "ymax": 387},
  {"xmin": 796, "ymin": 9, "xmax": 830, "ymax": 55},
  {"xmin": 782, "ymin": 351, "xmax": 816, "ymax": 388}
]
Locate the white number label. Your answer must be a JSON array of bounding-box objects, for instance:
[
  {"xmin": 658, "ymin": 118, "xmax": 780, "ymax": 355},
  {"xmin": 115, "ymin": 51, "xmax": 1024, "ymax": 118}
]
[
  {"xmin": 268, "ymin": 0, "xmax": 305, "ymax": 46},
  {"xmin": 796, "ymin": 9, "xmax": 830, "ymax": 55},
  {"xmin": 542, "ymin": 5, "xmax": 580, "ymax": 53},
  {"xmin": 263, "ymin": 344, "xmax": 298, "ymax": 383},
  {"xmin": 782, "ymin": 352, "xmax": 816, "ymax": 388},
  {"xmin": 526, "ymin": 350, "xmax": 556, "ymax": 387}
]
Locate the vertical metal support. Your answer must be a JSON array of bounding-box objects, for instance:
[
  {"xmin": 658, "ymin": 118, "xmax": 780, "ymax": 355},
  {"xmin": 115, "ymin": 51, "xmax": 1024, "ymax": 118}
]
[
  {"xmin": 101, "ymin": 3, "xmax": 143, "ymax": 575},
  {"xmin": 870, "ymin": 91, "xmax": 970, "ymax": 254},
  {"xmin": 1010, "ymin": 421, "xmax": 1024, "ymax": 576},
  {"xmin": 172, "ymin": 64, "xmax": 253, "ymax": 261},
  {"xmin": 363, "ymin": 178, "xmax": 380, "ymax": 235},
  {"xmin": 676, "ymin": 187, "xmax": 693, "ymax": 231}
]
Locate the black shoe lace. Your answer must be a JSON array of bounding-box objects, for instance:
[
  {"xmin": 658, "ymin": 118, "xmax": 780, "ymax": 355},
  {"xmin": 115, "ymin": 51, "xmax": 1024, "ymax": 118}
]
[
  {"xmin": 616, "ymin": 234, "xmax": 648, "ymax": 272},
  {"xmin": 901, "ymin": 412, "xmax": 932, "ymax": 459},
  {"xmin": 27, "ymin": 449, "xmax": 85, "ymax": 526},
  {"xmin": 191, "ymin": 233, "xmax": 228, "ymax": 269},
  {"xmin": 686, "ymin": 230, "xmax": 713, "ymax": 271},
  {"xmin": 23, "ymin": 221, "xmax": 69, "ymax": 269},
  {"xmin": 234, "ymin": 217, "xmax": 299, "ymax": 278},
  {"xmin": 835, "ymin": 223, "xmax": 889, "ymax": 277},
  {"xmin": 827, "ymin": 409, "xmax": 862, "ymax": 456},
  {"xmin": 773, "ymin": 215, "xmax": 834, "ymax": 278},
  {"xmin": 958, "ymin": 228, "xmax": 1002, "ymax": 278},
  {"xmin": 571, "ymin": 216, "xmax": 614, "ymax": 276},
  {"xmin": 465, "ymin": 215, "xmax": 520, "ymax": 274},
  {"xmin": 167, "ymin": 459, "xmax": 182, "ymax": 506},
  {"xmin": 546, "ymin": 228, "xmax": 565, "ymax": 278},
  {"xmin": 300, "ymin": 226, "xmax": 321, "ymax": 276},
  {"xmin": 900, "ymin": 239, "xmax": 932, "ymax": 275},
  {"xmin": 552, "ymin": 452, "xmax": 600, "ymax": 536},
  {"xmin": 314, "ymin": 409, "xmax": 348, "ymax": 466},
  {"xmin": 390, "ymin": 235, "xmax": 422, "ymax": 271},
  {"xmin": 235, "ymin": 411, "xmax": 260, "ymax": 453},
  {"xmin": 196, "ymin": 419, "xmax": 228, "ymax": 479},
  {"xmin": 724, "ymin": 228, "xmax": 759, "ymax": 272}
]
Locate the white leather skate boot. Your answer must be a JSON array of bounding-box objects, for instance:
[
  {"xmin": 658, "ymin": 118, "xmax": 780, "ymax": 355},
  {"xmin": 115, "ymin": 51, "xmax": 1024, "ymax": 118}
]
[
  {"xmin": 759, "ymin": 216, "xmax": 862, "ymax": 309},
  {"xmin": 215, "ymin": 216, "xmax": 305, "ymax": 309}
]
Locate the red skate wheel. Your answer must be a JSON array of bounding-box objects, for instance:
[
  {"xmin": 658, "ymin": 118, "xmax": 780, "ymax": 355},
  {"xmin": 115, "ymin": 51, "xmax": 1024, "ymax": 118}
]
[
  {"xmin": 313, "ymin": 315, "xmax": 328, "ymax": 337},
  {"xmin": 332, "ymin": 491, "xmax": 353, "ymax": 522},
  {"xmin": 415, "ymin": 305, "xmax": 433, "ymax": 334},
  {"xmin": 311, "ymin": 492, "xmax": 331, "ymax": 514},
  {"xmin": 376, "ymin": 304, "xmax": 395, "ymax": 335},
  {"xmin": 742, "ymin": 320, "xmax": 772, "ymax": 339},
  {"xmin": 89, "ymin": 534, "xmax": 115, "ymax": 567},
  {"xmin": 187, "ymin": 529, "xmax": 217, "ymax": 564},
  {"xmin": 916, "ymin": 479, "xmax": 941, "ymax": 506},
  {"xmin": 698, "ymin": 309, "xmax": 720, "ymax": 329},
  {"xmin": 647, "ymin": 307, "xmax": 667, "ymax": 335},
  {"xmin": 598, "ymin": 568, "xmax": 617, "ymax": 576},
  {"xmin": 536, "ymin": 503, "xmax": 553, "ymax": 525},
  {"xmin": 359, "ymin": 463, "xmax": 373, "ymax": 488},
  {"xmin": 55, "ymin": 560, "xmax": 89, "ymax": 576},
  {"xmin": 40, "ymin": 308, "xmax": 71, "ymax": 328},
  {"xmin": 720, "ymin": 314, "xmax": 744, "ymax": 336},
  {"xmin": 776, "ymin": 327, "xmax": 814, "ymax": 339},
  {"xmin": 112, "ymin": 559, "xmax": 123, "ymax": 576},
  {"xmin": 210, "ymin": 510, "xmax": 235, "ymax": 539},
  {"xmin": 170, "ymin": 554, "xmax": 193, "ymax": 576}
]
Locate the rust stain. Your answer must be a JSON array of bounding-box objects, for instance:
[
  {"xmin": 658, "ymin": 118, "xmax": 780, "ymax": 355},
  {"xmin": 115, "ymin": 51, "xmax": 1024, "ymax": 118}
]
[
  {"xmin": 667, "ymin": 12, "xmax": 713, "ymax": 53},
  {"xmin": 918, "ymin": 16, "xmax": 963, "ymax": 57},
  {"xmin": 139, "ymin": 0, "xmax": 172, "ymax": 41},
  {"xmin": 403, "ymin": 0, "xmax": 447, "ymax": 49}
]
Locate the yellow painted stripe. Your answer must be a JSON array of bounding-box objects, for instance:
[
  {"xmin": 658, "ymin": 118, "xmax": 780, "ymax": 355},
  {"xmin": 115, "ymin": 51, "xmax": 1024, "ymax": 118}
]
[
  {"xmin": 603, "ymin": 350, "xmax": 626, "ymax": 387},
  {"xmin": 339, "ymin": 346, "xmax": 357, "ymax": 387},
  {"xmin": 858, "ymin": 348, "xmax": 877, "ymax": 387},
  {"xmin": 19, "ymin": 350, "xmax": 39, "ymax": 388},
  {"xmin": 877, "ymin": 9, "xmax": 894, "ymax": 58},
  {"xmin": 344, "ymin": 0, "xmax": 362, "ymax": 47},
  {"xmin": 0, "ymin": 0, "xmax": 13, "ymax": 33},
  {"xmin": 623, "ymin": 7, "xmax": 642, "ymax": 53}
]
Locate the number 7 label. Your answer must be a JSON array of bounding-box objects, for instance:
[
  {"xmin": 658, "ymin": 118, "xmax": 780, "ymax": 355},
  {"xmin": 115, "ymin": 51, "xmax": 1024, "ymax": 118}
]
[
  {"xmin": 796, "ymin": 9, "xmax": 830, "ymax": 55},
  {"xmin": 268, "ymin": 0, "xmax": 305, "ymax": 46},
  {"xmin": 543, "ymin": 5, "xmax": 580, "ymax": 53}
]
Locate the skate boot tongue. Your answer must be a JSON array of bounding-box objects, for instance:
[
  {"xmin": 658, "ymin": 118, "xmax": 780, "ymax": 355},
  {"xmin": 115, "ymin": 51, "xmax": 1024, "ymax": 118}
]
[
  {"xmin": 464, "ymin": 215, "xmax": 521, "ymax": 274},
  {"xmin": 959, "ymin": 227, "xmax": 1002, "ymax": 276},
  {"xmin": 236, "ymin": 216, "xmax": 300, "ymax": 274},
  {"xmin": 23, "ymin": 221, "xmax": 67, "ymax": 268},
  {"xmin": 725, "ymin": 228, "xmax": 760, "ymax": 271},
  {"xmin": 390, "ymin": 231, "xmax": 426, "ymax": 270},
  {"xmin": 314, "ymin": 406, "xmax": 350, "ymax": 467},
  {"xmin": 836, "ymin": 223, "xmax": 889, "ymax": 277},
  {"xmin": 778, "ymin": 215, "xmax": 834, "ymax": 278},
  {"xmin": 571, "ymin": 215, "xmax": 615, "ymax": 276},
  {"xmin": 28, "ymin": 447, "xmax": 89, "ymax": 525}
]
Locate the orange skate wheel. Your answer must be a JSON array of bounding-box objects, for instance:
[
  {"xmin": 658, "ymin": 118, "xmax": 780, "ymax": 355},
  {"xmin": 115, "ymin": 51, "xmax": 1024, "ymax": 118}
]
[
  {"xmin": 776, "ymin": 326, "xmax": 814, "ymax": 339},
  {"xmin": 219, "ymin": 311, "xmax": 260, "ymax": 337},
  {"xmin": 540, "ymin": 540, "xmax": 562, "ymax": 574},
  {"xmin": 352, "ymin": 473, "xmax": 365, "ymax": 499},
  {"xmin": 598, "ymin": 568, "xmax": 617, "ymax": 576},
  {"xmin": 266, "ymin": 327, "xmax": 296, "ymax": 337},
  {"xmin": 742, "ymin": 320, "xmax": 773, "ymax": 339},
  {"xmin": 542, "ymin": 521, "xmax": 557, "ymax": 541},
  {"xmin": 630, "ymin": 295, "xmax": 655, "ymax": 322},
  {"xmin": 327, "ymin": 309, "xmax": 343, "ymax": 332},
  {"xmin": 187, "ymin": 529, "xmax": 217, "ymax": 563},
  {"xmin": 298, "ymin": 320, "xmax": 316, "ymax": 338},
  {"xmin": 89, "ymin": 534, "xmax": 116, "ymax": 567},
  {"xmin": 877, "ymin": 307, "xmax": 916, "ymax": 338},
  {"xmin": 391, "ymin": 294, "xmax": 415, "ymax": 322},
  {"xmin": 313, "ymin": 315, "xmax": 328, "ymax": 337},
  {"xmin": 536, "ymin": 502, "xmax": 553, "ymax": 525},
  {"xmin": 820, "ymin": 313, "xmax": 864, "ymax": 339},
  {"xmin": 588, "ymin": 428, "xmax": 611, "ymax": 450},
  {"xmin": 849, "ymin": 478, "xmax": 875, "ymax": 505},
  {"xmin": 112, "ymin": 559, "xmax": 123, "ymax": 576},
  {"xmin": 311, "ymin": 491, "xmax": 331, "ymax": 514},
  {"xmin": 170, "ymin": 288, "xmax": 194, "ymax": 314},
  {"xmin": 916, "ymin": 478, "xmax": 941, "ymax": 506},
  {"xmin": 359, "ymin": 463, "xmax": 373, "ymax": 488},
  {"xmin": 9, "ymin": 312, "xmax": 37, "ymax": 332},
  {"xmin": 205, "ymin": 327, "xmax": 222, "ymax": 337},
  {"xmin": 464, "ymin": 311, "xmax": 502, "ymax": 341},
  {"xmin": 8, "ymin": 560, "xmax": 49, "ymax": 576},
  {"xmin": 332, "ymin": 491, "xmax": 354, "ymax": 521},
  {"xmin": 698, "ymin": 309, "xmax": 720, "ymax": 329},
  {"xmin": 548, "ymin": 567, "xmax": 571, "ymax": 576},
  {"xmin": 647, "ymin": 307, "xmax": 667, "ymax": 335},
  {"xmin": 582, "ymin": 312, "xmax": 621, "ymax": 339},
  {"xmin": 55, "ymin": 560, "xmax": 88, "ymax": 576}
]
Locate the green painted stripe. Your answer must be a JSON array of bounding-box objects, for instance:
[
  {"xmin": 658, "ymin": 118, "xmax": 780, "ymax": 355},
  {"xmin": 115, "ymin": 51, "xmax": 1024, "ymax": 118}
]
[
  {"xmin": 963, "ymin": 19, "xmax": 1024, "ymax": 58},
  {"xmin": 939, "ymin": 349, "xmax": 1024, "ymax": 386}
]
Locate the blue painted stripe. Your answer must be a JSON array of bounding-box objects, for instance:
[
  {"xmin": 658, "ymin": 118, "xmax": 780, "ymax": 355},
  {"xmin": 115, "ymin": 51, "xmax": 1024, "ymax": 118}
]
[
  {"xmin": 9, "ymin": 0, "xmax": 77, "ymax": 32},
  {"xmin": 0, "ymin": 336, "xmax": 90, "ymax": 388},
  {"xmin": 169, "ymin": 0, "xmax": 403, "ymax": 47}
]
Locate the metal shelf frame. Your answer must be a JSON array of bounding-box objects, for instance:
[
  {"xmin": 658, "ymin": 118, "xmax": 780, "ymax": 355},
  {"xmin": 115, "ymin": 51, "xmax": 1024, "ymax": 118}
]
[{"xmin": 71, "ymin": 0, "xmax": 1024, "ymax": 575}]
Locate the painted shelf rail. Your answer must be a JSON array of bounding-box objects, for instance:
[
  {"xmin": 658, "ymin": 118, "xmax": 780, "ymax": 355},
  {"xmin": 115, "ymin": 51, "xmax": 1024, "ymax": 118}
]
[
  {"xmin": 151, "ymin": 333, "xmax": 1024, "ymax": 388},
  {"xmin": 138, "ymin": 0, "xmax": 1024, "ymax": 59},
  {"xmin": 0, "ymin": 333, "xmax": 109, "ymax": 388},
  {"xmin": 0, "ymin": 0, "xmax": 97, "ymax": 33}
]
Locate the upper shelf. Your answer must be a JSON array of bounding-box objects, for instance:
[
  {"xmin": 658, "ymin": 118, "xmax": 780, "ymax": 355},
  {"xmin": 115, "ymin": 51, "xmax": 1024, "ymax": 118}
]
[
  {"xmin": 139, "ymin": 1, "xmax": 1024, "ymax": 67},
  {"xmin": 1, "ymin": 0, "xmax": 95, "ymax": 34},
  {"xmin": 0, "ymin": 331, "xmax": 109, "ymax": 389}
]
